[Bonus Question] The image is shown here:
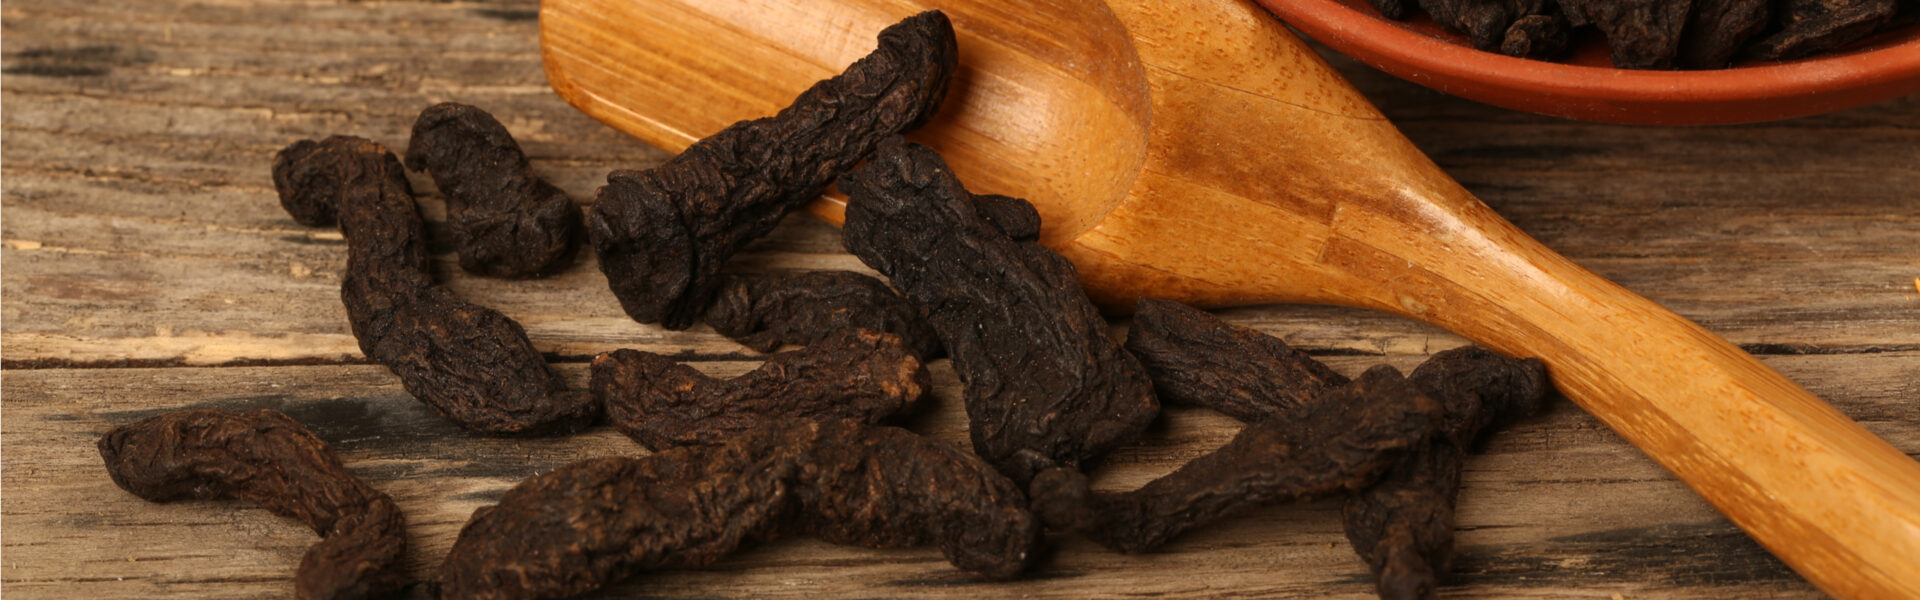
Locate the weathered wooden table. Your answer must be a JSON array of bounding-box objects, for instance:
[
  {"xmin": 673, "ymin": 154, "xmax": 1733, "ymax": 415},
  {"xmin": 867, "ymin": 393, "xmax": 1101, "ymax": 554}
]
[{"xmin": 4, "ymin": 1, "xmax": 1916, "ymax": 598}]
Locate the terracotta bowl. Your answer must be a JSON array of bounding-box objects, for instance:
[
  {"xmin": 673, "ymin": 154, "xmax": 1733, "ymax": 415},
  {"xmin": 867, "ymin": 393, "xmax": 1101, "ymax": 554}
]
[{"xmin": 1255, "ymin": 0, "xmax": 1920, "ymax": 125}]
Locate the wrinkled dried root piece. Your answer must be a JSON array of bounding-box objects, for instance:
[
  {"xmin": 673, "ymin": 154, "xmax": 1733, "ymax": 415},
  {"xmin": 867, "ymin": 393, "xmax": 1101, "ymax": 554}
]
[
  {"xmin": 1342, "ymin": 346, "xmax": 1548, "ymax": 600},
  {"xmin": 345, "ymin": 281, "xmax": 600, "ymax": 434},
  {"xmin": 1501, "ymin": 13, "xmax": 1572, "ymax": 59},
  {"xmin": 1749, "ymin": 0, "xmax": 1898, "ymax": 59},
  {"xmin": 1125, "ymin": 298, "xmax": 1348, "ymax": 423},
  {"xmin": 970, "ymin": 193, "xmax": 1044, "ymax": 241},
  {"xmin": 1418, "ymin": 0, "xmax": 1521, "ymax": 49},
  {"xmin": 1029, "ymin": 366, "xmax": 1438, "ymax": 553},
  {"xmin": 1379, "ymin": 0, "xmax": 1912, "ymax": 67},
  {"xmin": 590, "ymin": 328, "xmax": 930, "ymax": 450},
  {"xmin": 439, "ymin": 451, "xmax": 787, "ymax": 600},
  {"xmin": 405, "ymin": 102, "xmax": 581, "ymax": 278},
  {"xmin": 273, "ymin": 136, "xmax": 598, "ymax": 435},
  {"xmin": 705, "ymin": 271, "xmax": 944, "ymax": 359},
  {"xmin": 437, "ymin": 419, "xmax": 1038, "ymax": 600},
  {"xmin": 1121, "ymin": 301, "xmax": 1549, "ymax": 595},
  {"xmin": 1340, "ymin": 443, "xmax": 1463, "ymax": 600},
  {"xmin": 273, "ymin": 140, "xmax": 350, "ymax": 227},
  {"xmin": 586, "ymin": 11, "xmax": 958, "ymax": 330},
  {"xmin": 1409, "ymin": 346, "xmax": 1551, "ymax": 448},
  {"xmin": 98, "ymin": 409, "xmax": 408, "ymax": 600},
  {"xmin": 1376, "ymin": 0, "xmax": 1566, "ymax": 55},
  {"xmin": 789, "ymin": 420, "xmax": 1040, "ymax": 579},
  {"xmin": 843, "ymin": 138, "xmax": 1158, "ymax": 484},
  {"xmin": 1560, "ymin": 0, "xmax": 1693, "ymax": 68},
  {"xmin": 1678, "ymin": 0, "xmax": 1771, "ymax": 67}
]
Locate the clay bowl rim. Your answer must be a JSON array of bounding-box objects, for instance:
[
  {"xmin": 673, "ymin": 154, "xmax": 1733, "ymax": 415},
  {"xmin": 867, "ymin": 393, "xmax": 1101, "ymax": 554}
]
[{"xmin": 1256, "ymin": 0, "xmax": 1920, "ymax": 124}]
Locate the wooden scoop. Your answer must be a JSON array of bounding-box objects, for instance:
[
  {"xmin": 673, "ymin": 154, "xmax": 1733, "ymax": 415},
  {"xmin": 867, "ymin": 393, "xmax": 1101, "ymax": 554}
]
[{"xmin": 539, "ymin": 0, "xmax": 1920, "ymax": 595}]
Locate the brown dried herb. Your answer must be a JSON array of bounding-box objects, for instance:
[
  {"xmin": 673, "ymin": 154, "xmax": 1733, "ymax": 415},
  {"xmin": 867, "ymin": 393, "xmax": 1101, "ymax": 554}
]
[
  {"xmin": 705, "ymin": 270, "xmax": 944, "ymax": 359},
  {"xmin": 1501, "ymin": 13, "xmax": 1572, "ymax": 59},
  {"xmin": 1418, "ymin": 0, "xmax": 1520, "ymax": 49},
  {"xmin": 1373, "ymin": 0, "xmax": 1914, "ymax": 68},
  {"xmin": 1125, "ymin": 298, "xmax": 1348, "ymax": 422},
  {"xmin": 1678, "ymin": 0, "xmax": 1771, "ymax": 67},
  {"xmin": 968, "ymin": 193, "xmax": 1045, "ymax": 241},
  {"xmin": 404, "ymin": 102, "xmax": 581, "ymax": 278},
  {"xmin": 1339, "ymin": 442, "xmax": 1465, "ymax": 600},
  {"xmin": 1560, "ymin": 0, "xmax": 1693, "ymax": 68},
  {"xmin": 1028, "ymin": 365, "xmax": 1438, "ymax": 553},
  {"xmin": 98, "ymin": 409, "xmax": 408, "ymax": 600},
  {"xmin": 585, "ymin": 11, "xmax": 958, "ymax": 330},
  {"xmin": 1406, "ymin": 346, "xmax": 1550, "ymax": 448},
  {"xmin": 1118, "ymin": 300, "xmax": 1547, "ymax": 596},
  {"xmin": 590, "ymin": 328, "xmax": 930, "ymax": 451},
  {"xmin": 842, "ymin": 138, "xmax": 1159, "ymax": 484},
  {"xmin": 436, "ymin": 418, "xmax": 1038, "ymax": 599},
  {"xmin": 272, "ymin": 140, "xmax": 348, "ymax": 228},
  {"xmin": 1343, "ymin": 346, "xmax": 1548, "ymax": 600},
  {"xmin": 1749, "ymin": 0, "xmax": 1898, "ymax": 59},
  {"xmin": 273, "ymin": 136, "xmax": 598, "ymax": 435},
  {"xmin": 789, "ymin": 421, "xmax": 1039, "ymax": 579}
]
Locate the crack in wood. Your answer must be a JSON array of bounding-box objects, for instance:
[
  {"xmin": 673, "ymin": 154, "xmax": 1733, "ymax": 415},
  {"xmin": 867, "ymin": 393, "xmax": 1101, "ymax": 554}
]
[
  {"xmin": 0, "ymin": 356, "xmax": 376, "ymax": 370},
  {"xmin": 0, "ymin": 349, "xmax": 779, "ymax": 371}
]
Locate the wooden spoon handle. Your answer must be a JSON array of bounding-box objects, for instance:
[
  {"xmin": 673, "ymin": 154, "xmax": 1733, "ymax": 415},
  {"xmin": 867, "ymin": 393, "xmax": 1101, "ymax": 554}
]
[
  {"xmin": 1068, "ymin": 161, "xmax": 1920, "ymax": 598},
  {"xmin": 1492, "ymin": 250, "xmax": 1920, "ymax": 600},
  {"xmin": 1404, "ymin": 208, "xmax": 1920, "ymax": 599},
  {"xmin": 1057, "ymin": 1, "xmax": 1920, "ymax": 595}
]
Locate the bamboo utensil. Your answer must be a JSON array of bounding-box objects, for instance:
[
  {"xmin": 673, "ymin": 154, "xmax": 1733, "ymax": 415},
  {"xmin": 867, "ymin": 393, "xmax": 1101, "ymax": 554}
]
[{"xmin": 538, "ymin": 0, "xmax": 1920, "ymax": 595}]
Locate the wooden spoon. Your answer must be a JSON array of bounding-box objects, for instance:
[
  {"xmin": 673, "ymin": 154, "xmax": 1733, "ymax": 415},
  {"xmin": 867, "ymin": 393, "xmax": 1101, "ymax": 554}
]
[{"xmin": 539, "ymin": 0, "xmax": 1920, "ymax": 595}]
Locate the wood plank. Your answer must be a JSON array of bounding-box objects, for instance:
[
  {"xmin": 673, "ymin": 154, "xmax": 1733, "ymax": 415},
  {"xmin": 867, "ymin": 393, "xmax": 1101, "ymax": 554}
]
[
  {"xmin": 4, "ymin": 0, "xmax": 1918, "ymax": 365},
  {"xmin": 7, "ymin": 353, "xmax": 1910, "ymax": 598},
  {"xmin": 5, "ymin": 157, "xmax": 1915, "ymax": 364}
]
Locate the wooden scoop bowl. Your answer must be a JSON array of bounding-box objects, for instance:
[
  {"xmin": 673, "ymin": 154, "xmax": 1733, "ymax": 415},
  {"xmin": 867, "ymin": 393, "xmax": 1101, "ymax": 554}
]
[{"xmin": 539, "ymin": 0, "xmax": 1920, "ymax": 595}]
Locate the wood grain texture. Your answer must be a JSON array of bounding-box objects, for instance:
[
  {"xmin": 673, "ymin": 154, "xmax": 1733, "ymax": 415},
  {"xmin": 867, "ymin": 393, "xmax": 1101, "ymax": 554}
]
[{"xmin": 2, "ymin": 0, "xmax": 1916, "ymax": 598}]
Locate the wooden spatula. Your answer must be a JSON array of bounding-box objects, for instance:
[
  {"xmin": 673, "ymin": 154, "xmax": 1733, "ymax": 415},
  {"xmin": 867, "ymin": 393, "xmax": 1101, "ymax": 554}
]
[{"xmin": 538, "ymin": 0, "xmax": 1920, "ymax": 595}]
